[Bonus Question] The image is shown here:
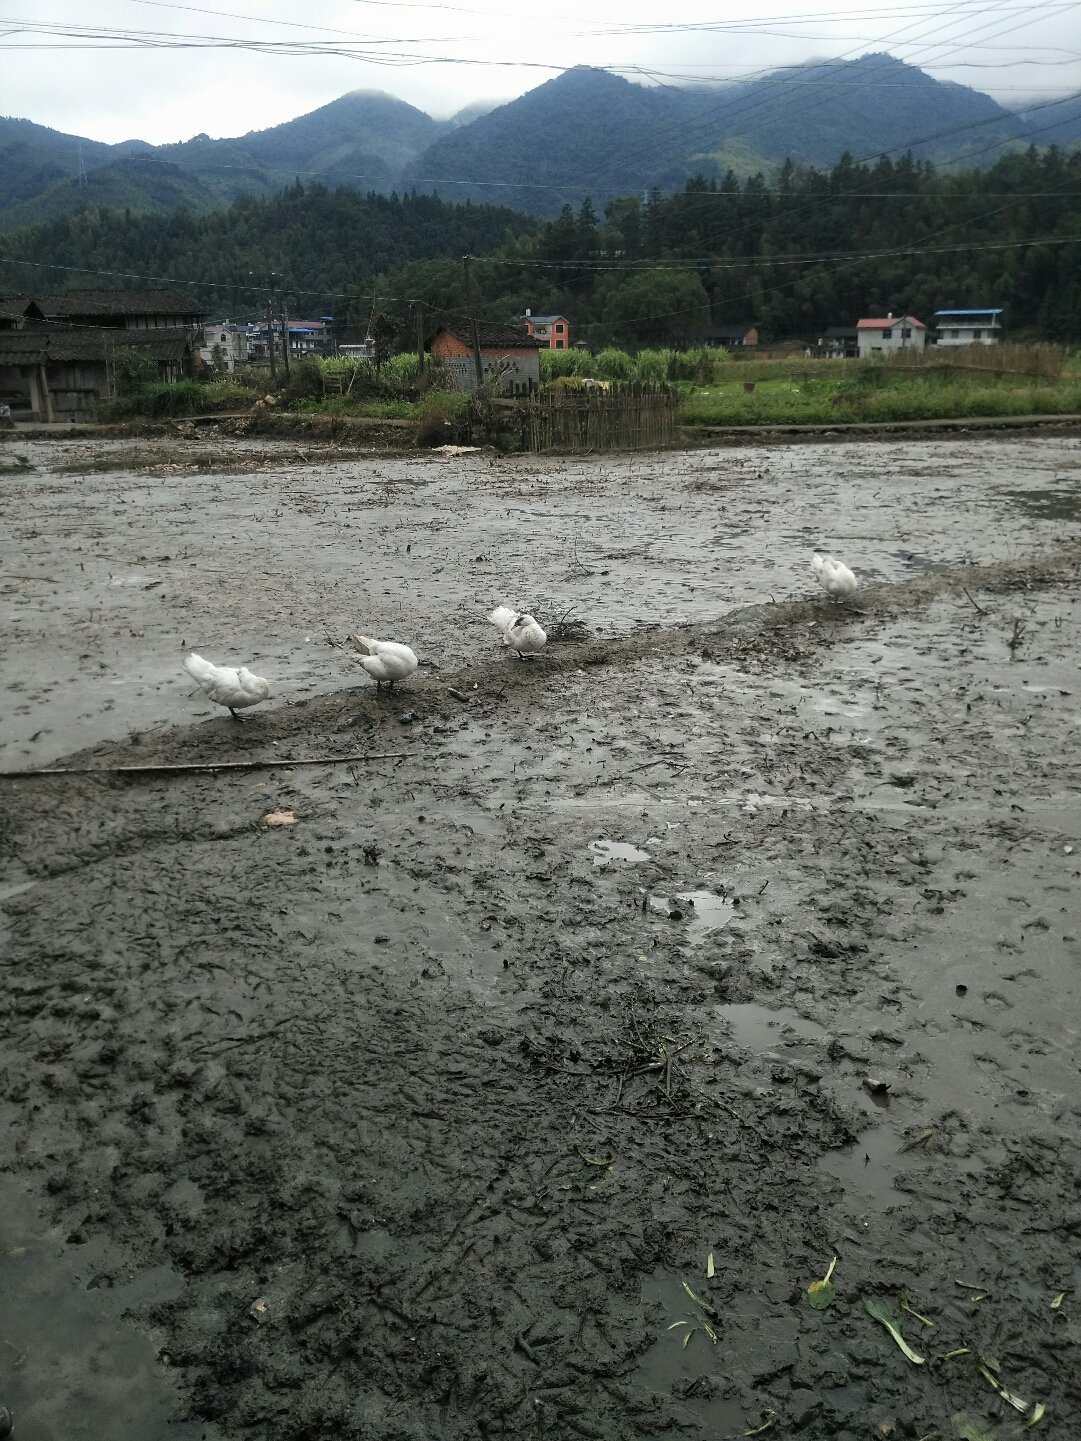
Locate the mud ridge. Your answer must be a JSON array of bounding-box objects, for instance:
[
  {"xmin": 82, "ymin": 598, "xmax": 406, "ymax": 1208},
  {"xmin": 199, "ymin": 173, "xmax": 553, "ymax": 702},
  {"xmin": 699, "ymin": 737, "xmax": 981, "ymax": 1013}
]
[{"xmin": 4, "ymin": 539, "xmax": 1078, "ymax": 784}]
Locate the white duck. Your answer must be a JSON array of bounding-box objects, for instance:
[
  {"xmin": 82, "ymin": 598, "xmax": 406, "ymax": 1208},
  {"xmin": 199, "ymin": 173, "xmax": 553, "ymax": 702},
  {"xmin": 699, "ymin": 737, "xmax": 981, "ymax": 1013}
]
[
  {"xmin": 811, "ymin": 551, "xmax": 858, "ymax": 601},
  {"xmin": 348, "ymin": 635, "xmax": 418, "ymax": 690},
  {"xmin": 183, "ymin": 652, "xmax": 270, "ymax": 720},
  {"xmin": 489, "ymin": 605, "xmax": 547, "ymax": 659}
]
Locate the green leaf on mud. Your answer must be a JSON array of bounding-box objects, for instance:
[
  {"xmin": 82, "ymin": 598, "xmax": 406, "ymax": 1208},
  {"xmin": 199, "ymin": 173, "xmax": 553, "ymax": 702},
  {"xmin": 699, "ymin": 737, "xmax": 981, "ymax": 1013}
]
[
  {"xmin": 575, "ymin": 1149, "xmax": 612, "ymax": 1167},
  {"xmin": 863, "ymin": 1297, "xmax": 925, "ymax": 1364},
  {"xmin": 682, "ymin": 1327, "xmax": 696, "ymax": 1348},
  {"xmin": 941, "ymin": 1347, "xmax": 973, "ymax": 1361},
  {"xmin": 681, "ymin": 1279, "xmax": 717, "ymax": 1316},
  {"xmin": 977, "ymin": 1361, "xmax": 1029, "ymax": 1413},
  {"xmin": 739, "ymin": 1412, "xmax": 778, "ymax": 1437},
  {"xmin": 707, "ymin": 1251, "xmax": 715, "ymax": 1279},
  {"xmin": 807, "ymin": 1257, "xmax": 838, "ymax": 1310},
  {"xmin": 667, "ymin": 1320, "xmax": 691, "ymax": 1330},
  {"xmin": 950, "ymin": 1413, "xmax": 996, "ymax": 1441},
  {"xmin": 1028, "ymin": 1402, "xmax": 1047, "ymax": 1426},
  {"xmin": 701, "ymin": 1319, "xmax": 718, "ymax": 1343},
  {"xmin": 899, "ymin": 1291, "xmax": 934, "ymax": 1327},
  {"xmin": 1051, "ymin": 1291, "xmax": 1067, "ymax": 1310}
]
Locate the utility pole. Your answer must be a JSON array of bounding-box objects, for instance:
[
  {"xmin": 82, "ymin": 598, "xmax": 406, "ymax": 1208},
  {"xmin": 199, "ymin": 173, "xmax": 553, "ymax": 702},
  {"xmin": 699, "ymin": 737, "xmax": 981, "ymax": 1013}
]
[
  {"xmin": 462, "ymin": 256, "xmax": 484, "ymax": 391},
  {"xmin": 415, "ymin": 300, "xmax": 426, "ymax": 381},
  {"xmin": 265, "ymin": 275, "xmax": 277, "ymax": 384},
  {"xmin": 280, "ymin": 294, "xmax": 291, "ymax": 382}
]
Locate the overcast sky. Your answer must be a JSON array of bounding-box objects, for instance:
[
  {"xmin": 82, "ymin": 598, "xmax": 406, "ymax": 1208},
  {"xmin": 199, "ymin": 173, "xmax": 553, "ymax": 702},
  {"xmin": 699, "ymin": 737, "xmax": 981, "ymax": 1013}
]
[{"xmin": 3, "ymin": 0, "xmax": 1081, "ymax": 143}]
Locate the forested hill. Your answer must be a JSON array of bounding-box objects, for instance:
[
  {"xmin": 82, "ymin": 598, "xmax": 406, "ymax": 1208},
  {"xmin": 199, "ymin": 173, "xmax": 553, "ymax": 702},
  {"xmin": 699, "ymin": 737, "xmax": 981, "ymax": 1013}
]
[
  {"xmin": 384, "ymin": 147, "xmax": 1081, "ymax": 345},
  {"xmin": 0, "ymin": 184, "xmax": 536, "ymax": 320},
  {"xmin": 4, "ymin": 147, "xmax": 1080, "ymax": 343}
]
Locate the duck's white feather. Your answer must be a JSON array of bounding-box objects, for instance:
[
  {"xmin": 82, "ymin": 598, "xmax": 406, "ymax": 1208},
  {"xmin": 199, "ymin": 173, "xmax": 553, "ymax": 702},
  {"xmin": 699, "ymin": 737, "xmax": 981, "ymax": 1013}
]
[
  {"xmin": 811, "ymin": 552, "xmax": 858, "ymax": 598},
  {"xmin": 349, "ymin": 635, "xmax": 418, "ymax": 684},
  {"xmin": 489, "ymin": 606, "xmax": 546, "ymax": 656},
  {"xmin": 183, "ymin": 652, "xmax": 270, "ymax": 711}
]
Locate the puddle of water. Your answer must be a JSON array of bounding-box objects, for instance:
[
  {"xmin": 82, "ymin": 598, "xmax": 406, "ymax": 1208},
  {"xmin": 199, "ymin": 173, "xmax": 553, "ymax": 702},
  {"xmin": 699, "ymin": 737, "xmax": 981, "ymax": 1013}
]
[
  {"xmin": 892, "ymin": 549, "xmax": 958, "ymax": 574},
  {"xmin": 649, "ymin": 890, "xmax": 735, "ymax": 945},
  {"xmin": 636, "ymin": 1270, "xmax": 766, "ymax": 1435},
  {"xmin": 590, "ymin": 838, "xmax": 651, "ymax": 867},
  {"xmin": 997, "ymin": 485, "xmax": 1081, "ymax": 523},
  {"xmin": 0, "ymin": 1175, "xmax": 222, "ymax": 1441},
  {"xmin": 818, "ymin": 1123, "xmax": 908, "ymax": 1209},
  {"xmin": 718, "ymin": 1002, "xmax": 827, "ymax": 1053},
  {"xmin": 107, "ymin": 573, "xmax": 154, "ymax": 588}
]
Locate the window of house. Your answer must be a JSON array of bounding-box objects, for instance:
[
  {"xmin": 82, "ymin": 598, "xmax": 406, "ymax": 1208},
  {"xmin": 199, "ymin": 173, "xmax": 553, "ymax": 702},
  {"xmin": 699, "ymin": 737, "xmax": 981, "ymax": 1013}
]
[
  {"xmin": 882, "ymin": 329, "xmax": 892, "ymax": 340},
  {"xmin": 973, "ymin": 330, "xmax": 982, "ymax": 339},
  {"xmin": 901, "ymin": 328, "xmax": 911, "ymax": 339},
  {"xmin": 951, "ymin": 330, "xmax": 959, "ymax": 338},
  {"xmin": 555, "ymin": 339, "xmax": 565, "ymax": 349}
]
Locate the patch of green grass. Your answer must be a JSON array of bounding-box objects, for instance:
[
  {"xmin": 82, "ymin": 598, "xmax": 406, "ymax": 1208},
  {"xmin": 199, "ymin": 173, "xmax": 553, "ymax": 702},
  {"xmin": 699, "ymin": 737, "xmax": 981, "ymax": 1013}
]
[{"xmin": 680, "ymin": 366, "xmax": 1081, "ymax": 426}]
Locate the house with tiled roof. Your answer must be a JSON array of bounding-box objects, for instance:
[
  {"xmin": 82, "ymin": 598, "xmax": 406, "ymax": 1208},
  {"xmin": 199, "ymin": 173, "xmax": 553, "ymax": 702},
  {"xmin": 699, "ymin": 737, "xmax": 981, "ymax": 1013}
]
[
  {"xmin": 0, "ymin": 325, "xmax": 193, "ymax": 422},
  {"xmin": 34, "ymin": 288, "xmax": 205, "ymax": 331},
  {"xmin": 0, "ymin": 296, "xmax": 45, "ymax": 330},
  {"xmin": 856, "ymin": 314, "xmax": 927, "ymax": 359},
  {"xmin": 0, "ymin": 287, "xmax": 206, "ymax": 420},
  {"xmin": 427, "ymin": 319, "xmax": 540, "ymax": 393}
]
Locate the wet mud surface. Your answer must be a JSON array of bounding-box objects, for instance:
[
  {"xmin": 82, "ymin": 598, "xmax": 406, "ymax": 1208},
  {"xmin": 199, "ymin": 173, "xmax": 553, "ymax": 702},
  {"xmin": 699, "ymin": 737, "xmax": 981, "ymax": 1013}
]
[{"xmin": 2, "ymin": 436, "xmax": 1081, "ymax": 1439}]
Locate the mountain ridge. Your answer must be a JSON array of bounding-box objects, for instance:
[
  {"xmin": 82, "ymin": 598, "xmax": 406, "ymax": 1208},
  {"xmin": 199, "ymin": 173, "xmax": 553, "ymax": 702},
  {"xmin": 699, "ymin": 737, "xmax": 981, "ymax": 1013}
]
[{"xmin": 1, "ymin": 55, "xmax": 1078, "ymax": 230}]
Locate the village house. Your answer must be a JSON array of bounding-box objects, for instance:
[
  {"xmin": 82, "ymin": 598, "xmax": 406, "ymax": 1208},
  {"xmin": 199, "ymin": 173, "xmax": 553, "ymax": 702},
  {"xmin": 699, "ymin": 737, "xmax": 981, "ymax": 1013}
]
[
  {"xmin": 933, "ymin": 308, "xmax": 1003, "ymax": 346},
  {"xmin": 816, "ymin": 325, "xmax": 859, "ymax": 359},
  {"xmin": 427, "ymin": 320, "xmax": 540, "ymax": 394},
  {"xmin": 711, "ymin": 323, "xmax": 760, "ymax": 350},
  {"xmin": 35, "ymin": 288, "xmax": 204, "ymax": 332},
  {"xmin": 199, "ymin": 321, "xmax": 249, "ymax": 374},
  {"xmin": 856, "ymin": 314, "xmax": 927, "ymax": 359},
  {"xmin": 0, "ymin": 326, "xmax": 192, "ymax": 422},
  {"xmin": 0, "ymin": 288, "xmax": 204, "ymax": 422},
  {"xmin": 523, "ymin": 312, "xmax": 572, "ymax": 350},
  {"xmin": 0, "ymin": 296, "xmax": 45, "ymax": 330},
  {"xmin": 672, "ymin": 323, "xmax": 760, "ymax": 351}
]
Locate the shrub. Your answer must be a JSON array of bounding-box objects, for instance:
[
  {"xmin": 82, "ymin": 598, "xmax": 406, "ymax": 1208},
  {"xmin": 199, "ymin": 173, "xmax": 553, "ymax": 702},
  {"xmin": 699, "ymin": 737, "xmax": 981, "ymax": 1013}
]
[
  {"xmin": 283, "ymin": 359, "xmax": 323, "ymax": 403},
  {"xmin": 594, "ymin": 347, "xmax": 636, "ymax": 382},
  {"xmin": 634, "ymin": 349, "xmax": 672, "ymax": 384},
  {"xmin": 415, "ymin": 391, "xmax": 470, "ymax": 446},
  {"xmin": 540, "ymin": 349, "xmax": 589, "ymax": 381},
  {"xmin": 113, "ymin": 345, "xmax": 159, "ymax": 396}
]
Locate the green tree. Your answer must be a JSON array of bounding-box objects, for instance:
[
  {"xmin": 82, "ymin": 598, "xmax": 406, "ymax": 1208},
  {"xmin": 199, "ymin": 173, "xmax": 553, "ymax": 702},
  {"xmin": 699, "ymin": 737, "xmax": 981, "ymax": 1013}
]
[{"xmin": 601, "ymin": 269, "xmax": 711, "ymax": 348}]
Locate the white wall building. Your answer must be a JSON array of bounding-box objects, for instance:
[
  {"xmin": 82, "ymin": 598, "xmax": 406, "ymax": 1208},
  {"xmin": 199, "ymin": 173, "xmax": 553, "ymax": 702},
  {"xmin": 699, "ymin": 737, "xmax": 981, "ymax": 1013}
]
[
  {"xmin": 199, "ymin": 322, "xmax": 248, "ymax": 373},
  {"xmin": 933, "ymin": 309, "xmax": 1003, "ymax": 346},
  {"xmin": 855, "ymin": 315, "xmax": 928, "ymax": 359}
]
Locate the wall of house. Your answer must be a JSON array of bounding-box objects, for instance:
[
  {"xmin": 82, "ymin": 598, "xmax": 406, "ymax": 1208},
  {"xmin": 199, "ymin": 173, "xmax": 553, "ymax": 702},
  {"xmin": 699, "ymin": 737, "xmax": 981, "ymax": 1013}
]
[
  {"xmin": 935, "ymin": 324, "xmax": 1000, "ymax": 347},
  {"xmin": 441, "ymin": 353, "xmax": 540, "ymax": 393},
  {"xmin": 857, "ymin": 326, "xmax": 927, "ymax": 359},
  {"xmin": 0, "ymin": 364, "xmax": 35, "ymax": 416},
  {"xmin": 49, "ymin": 362, "xmax": 109, "ymax": 420}
]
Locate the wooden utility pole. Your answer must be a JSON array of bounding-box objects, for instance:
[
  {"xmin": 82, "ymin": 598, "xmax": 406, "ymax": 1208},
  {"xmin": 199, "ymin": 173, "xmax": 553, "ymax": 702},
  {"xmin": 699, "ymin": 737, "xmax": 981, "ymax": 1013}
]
[
  {"xmin": 462, "ymin": 256, "xmax": 484, "ymax": 390},
  {"xmin": 415, "ymin": 300, "xmax": 426, "ymax": 381},
  {"xmin": 280, "ymin": 296, "xmax": 291, "ymax": 381},
  {"xmin": 265, "ymin": 276, "xmax": 277, "ymax": 383}
]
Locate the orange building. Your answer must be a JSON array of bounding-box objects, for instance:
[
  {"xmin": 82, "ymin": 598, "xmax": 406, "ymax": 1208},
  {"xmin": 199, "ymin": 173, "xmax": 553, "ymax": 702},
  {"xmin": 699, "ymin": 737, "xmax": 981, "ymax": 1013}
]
[
  {"xmin": 428, "ymin": 320, "xmax": 540, "ymax": 393},
  {"xmin": 523, "ymin": 312, "xmax": 571, "ymax": 350}
]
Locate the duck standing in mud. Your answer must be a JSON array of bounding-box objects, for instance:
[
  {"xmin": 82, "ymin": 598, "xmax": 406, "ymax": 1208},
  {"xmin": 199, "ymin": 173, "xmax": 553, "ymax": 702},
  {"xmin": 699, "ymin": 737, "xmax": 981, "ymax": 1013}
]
[
  {"xmin": 811, "ymin": 551, "xmax": 858, "ymax": 602},
  {"xmin": 489, "ymin": 605, "xmax": 547, "ymax": 659},
  {"xmin": 183, "ymin": 652, "xmax": 271, "ymax": 720},
  {"xmin": 347, "ymin": 635, "xmax": 418, "ymax": 690}
]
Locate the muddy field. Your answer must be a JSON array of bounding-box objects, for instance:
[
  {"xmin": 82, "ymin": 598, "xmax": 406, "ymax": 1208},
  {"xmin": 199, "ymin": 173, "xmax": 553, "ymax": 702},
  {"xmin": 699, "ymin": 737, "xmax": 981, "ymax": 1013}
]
[{"xmin": 1, "ymin": 433, "xmax": 1080, "ymax": 1441}]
